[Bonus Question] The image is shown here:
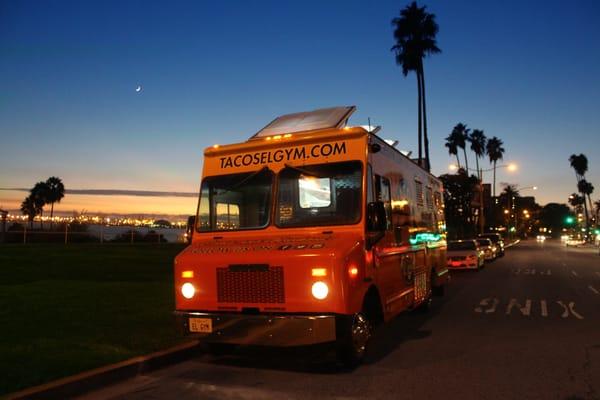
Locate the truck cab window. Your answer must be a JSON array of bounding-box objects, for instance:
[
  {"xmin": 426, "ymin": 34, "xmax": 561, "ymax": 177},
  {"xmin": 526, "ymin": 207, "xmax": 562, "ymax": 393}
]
[
  {"xmin": 197, "ymin": 169, "xmax": 273, "ymax": 231},
  {"xmin": 277, "ymin": 161, "xmax": 362, "ymax": 228}
]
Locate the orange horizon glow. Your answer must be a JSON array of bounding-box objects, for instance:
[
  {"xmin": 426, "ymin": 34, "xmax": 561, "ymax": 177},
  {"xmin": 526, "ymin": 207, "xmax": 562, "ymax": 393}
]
[{"xmin": 0, "ymin": 190, "xmax": 197, "ymax": 216}]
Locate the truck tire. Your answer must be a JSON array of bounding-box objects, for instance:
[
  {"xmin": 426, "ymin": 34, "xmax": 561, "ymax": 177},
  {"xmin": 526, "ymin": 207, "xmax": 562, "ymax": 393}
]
[{"xmin": 336, "ymin": 312, "xmax": 372, "ymax": 368}]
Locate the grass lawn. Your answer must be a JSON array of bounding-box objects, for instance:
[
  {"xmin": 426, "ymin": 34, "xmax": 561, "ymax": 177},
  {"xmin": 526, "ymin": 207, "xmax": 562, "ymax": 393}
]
[{"xmin": 0, "ymin": 243, "xmax": 187, "ymax": 396}]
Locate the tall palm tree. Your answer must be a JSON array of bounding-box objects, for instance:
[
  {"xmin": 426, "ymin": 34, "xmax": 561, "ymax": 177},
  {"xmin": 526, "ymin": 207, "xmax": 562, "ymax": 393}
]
[
  {"xmin": 578, "ymin": 179, "xmax": 594, "ymax": 219},
  {"xmin": 486, "ymin": 137, "xmax": 505, "ymax": 197},
  {"xmin": 20, "ymin": 195, "xmax": 41, "ymax": 228},
  {"xmin": 46, "ymin": 176, "xmax": 65, "ymax": 229},
  {"xmin": 31, "ymin": 181, "xmax": 49, "ymax": 230},
  {"xmin": 450, "ymin": 123, "xmax": 469, "ymax": 173},
  {"xmin": 444, "ymin": 132, "xmax": 461, "ymax": 169},
  {"xmin": 569, "ymin": 154, "xmax": 590, "ymax": 232},
  {"xmin": 392, "ymin": 1, "xmax": 440, "ymax": 171},
  {"xmin": 468, "ymin": 129, "xmax": 487, "ymax": 180},
  {"xmin": 569, "ymin": 193, "xmax": 584, "ymax": 210},
  {"xmin": 594, "ymin": 199, "xmax": 600, "ymax": 224}
]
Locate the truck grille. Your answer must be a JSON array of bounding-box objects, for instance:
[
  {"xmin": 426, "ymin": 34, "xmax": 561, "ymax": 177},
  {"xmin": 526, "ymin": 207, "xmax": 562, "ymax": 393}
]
[{"xmin": 217, "ymin": 265, "xmax": 285, "ymax": 304}]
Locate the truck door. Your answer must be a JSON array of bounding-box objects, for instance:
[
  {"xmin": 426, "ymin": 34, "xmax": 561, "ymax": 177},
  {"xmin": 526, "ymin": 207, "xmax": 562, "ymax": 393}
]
[{"xmin": 372, "ymin": 173, "xmax": 411, "ymax": 317}]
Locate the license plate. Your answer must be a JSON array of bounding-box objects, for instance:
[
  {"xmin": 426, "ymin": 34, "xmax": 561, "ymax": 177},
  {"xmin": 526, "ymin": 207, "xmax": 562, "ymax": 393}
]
[{"xmin": 189, "ymin": 317, "xmax": 213, "ymax": 333}]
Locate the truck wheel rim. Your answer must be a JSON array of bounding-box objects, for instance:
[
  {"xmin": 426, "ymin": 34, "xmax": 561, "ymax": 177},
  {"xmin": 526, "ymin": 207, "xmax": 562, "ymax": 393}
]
[{"xmin": 352, "ymin": 313, "xmax": 371, "ymax": 357}]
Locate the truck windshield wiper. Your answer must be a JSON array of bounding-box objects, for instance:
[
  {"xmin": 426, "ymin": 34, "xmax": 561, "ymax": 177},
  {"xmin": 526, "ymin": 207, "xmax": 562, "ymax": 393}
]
[{"xmin": 215, "ymin": 166, "xmax": 270, "ymax": 195}]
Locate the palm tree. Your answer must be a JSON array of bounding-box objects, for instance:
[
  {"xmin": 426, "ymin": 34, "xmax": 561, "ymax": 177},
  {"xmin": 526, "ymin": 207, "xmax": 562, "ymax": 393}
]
[
  {"xmin": 392, "ymin": 1, "xmax": 440, "ymax": 171},
  {"xmin": 468, "ymin": 129, "xmax": 487, "ymax": 180},
  {"xmin": 594, "ymin": 199, "xmax": 600, "ymax": 224},
  {"xmin": 444, "ymin": 132, "xmax": 461, "ymax": 169},
  {"xmin": 569, "ymin": 154, "xmax": 590, "ymax": 232},
  {"xmin": 578, "ymin": 179, "xmax": 594, "ymax": 219},
  {"xmin": 449, "ymin": 123, "xmax": 469, "ymax": 172},
  {"xmin": 568, "ymin": 193, "xmax": 585, "ymax": 212},
  {"xmin": 31, "ymin": 181, "xmax": 49, "ymax": 230},
  {"xmin": 20, "ymin": 196, "xmax": 41, "ymax": 228},
  {"xmin": 46, "ymin": 176, "xmax": 65, "ymax": 229},
  {"xmin": 486, "ymin": 136, "xmax": 505, "ymax": 197}
]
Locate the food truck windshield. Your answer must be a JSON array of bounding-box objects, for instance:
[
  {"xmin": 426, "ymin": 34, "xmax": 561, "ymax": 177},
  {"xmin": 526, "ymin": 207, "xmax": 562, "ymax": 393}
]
[{"xmin": 197, "ymin": 161, "xmax": 362, "ymax": 232}]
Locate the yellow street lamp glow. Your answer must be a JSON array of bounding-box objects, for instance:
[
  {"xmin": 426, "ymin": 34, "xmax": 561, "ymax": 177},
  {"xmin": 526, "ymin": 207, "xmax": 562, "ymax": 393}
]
[
  {"xmin": 507, "ymin": 163, "xmax": 518, "ymax": 172},
  {"xmin": 448, "ymin": 164, "xmax": 458, "ymax": 171}
]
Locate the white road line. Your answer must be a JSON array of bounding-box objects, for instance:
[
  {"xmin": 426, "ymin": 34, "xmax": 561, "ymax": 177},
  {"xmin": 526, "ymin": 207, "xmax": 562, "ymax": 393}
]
[
  {"xmin": 571, "ymin": 270, "xmax": 578, "ymax": 277},
  {"xmin": 589, "ymin": 286, "xmax": 599, "ymax": 295},
  {"xmin": 540, "ymin": 300, "xmax": 548, "ymax": 317},
  {"xmin": 506, "ymin": 299, "xmax": 531, "ymax": 316},
  {"xmin": 556, "ymin": 301, "xmax": 584, "ymax": 319}
]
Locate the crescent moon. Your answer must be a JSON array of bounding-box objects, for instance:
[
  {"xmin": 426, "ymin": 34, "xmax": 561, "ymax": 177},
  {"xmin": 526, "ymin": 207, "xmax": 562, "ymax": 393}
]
[{"xmin": 136, "ymin": 86, "xmax": 142, "ymax": 92}]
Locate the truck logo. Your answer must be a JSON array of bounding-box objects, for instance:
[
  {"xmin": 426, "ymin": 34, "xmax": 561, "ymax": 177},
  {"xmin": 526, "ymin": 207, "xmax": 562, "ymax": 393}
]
[{"xmin": 219, "ymin": 141, "xmax": 347, "ymax": 169}]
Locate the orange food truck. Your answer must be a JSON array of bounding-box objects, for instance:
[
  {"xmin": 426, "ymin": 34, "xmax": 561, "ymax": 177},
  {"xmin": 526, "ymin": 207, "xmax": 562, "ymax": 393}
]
[{"xmin": 174, "ymin": 106, "xmax": 448, "ymax": 365}]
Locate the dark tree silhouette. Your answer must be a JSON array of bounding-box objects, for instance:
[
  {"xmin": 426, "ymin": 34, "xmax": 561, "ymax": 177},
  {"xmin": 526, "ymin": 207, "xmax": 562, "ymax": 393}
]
[
  {"xmin": 20, "ymin": 196, "xmax": 41, "ymax": 228},
  {"xmin": 30, "ymin": 181, "xmax": 49, "ymax": 230},
  {"xmin": 46, "ymin": 176, "xmax": 65, "ymax": 229},
  {"xmin": 569, "ymin": 154, "xmax": 591, "ymax": 234},
  {"xmin": 439, "ymin": 170, "xmax": 479, "ymax": 239},
  {"xmin": 486, "ymin": 137, "xmax": 505, "ymax": 198},
  {"xmin": 468, "ymin": 129, "xmax": 487, "ymax": 179},
  {"xmin": 444, "ymin": 131, "xmax": 461, "ymax": 169},
  {"xmin": 392, "ymin": 1, "xmax": 440, "ymax": 171},
  {"xmin": 450, "ymin": 123, "xmax": 469, "ymax": 172}
]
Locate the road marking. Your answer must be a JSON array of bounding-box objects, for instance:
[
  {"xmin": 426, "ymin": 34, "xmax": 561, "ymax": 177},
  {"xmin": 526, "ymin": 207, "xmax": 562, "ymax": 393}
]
[
  {"xmin": 506, "ymin": 298, "xmax": 532, "ymax": 316},
  {"xmin": 571, "ymin": 271, "xmax": 578, "ymax": 277},
  {"xmin": 541, "ymin": 300, "xmax": 548, "ymax": 317},
  {"xmin": 475, "ymin": 298, "xmax": 499, "ymax": 314},
  {"xmin": 512, "ymin": 268, "xmax": 552, "ymax": 276},
  {"xmin": 589, "ymin": 286, "xmax": 599, "ymax": 295},
  {"xmin": 556, "ymin": 301, "xmax": 584, "ymax": 319}
]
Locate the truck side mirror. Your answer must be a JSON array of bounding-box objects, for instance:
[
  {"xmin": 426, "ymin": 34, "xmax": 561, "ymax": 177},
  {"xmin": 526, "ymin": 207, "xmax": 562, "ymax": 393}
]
[
  {"xmin": 366, "ymin": 202, "xmax": 387, "ymax": 249},
  {"xmin": 367, "ymin": 201, "xmax": 387, "ymax": 232}
]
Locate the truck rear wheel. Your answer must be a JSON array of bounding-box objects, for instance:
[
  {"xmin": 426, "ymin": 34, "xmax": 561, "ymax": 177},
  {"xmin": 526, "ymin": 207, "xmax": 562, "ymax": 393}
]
[{"xmin": 336, "ymin": 312, "xmax": 372, "ymax": 367}]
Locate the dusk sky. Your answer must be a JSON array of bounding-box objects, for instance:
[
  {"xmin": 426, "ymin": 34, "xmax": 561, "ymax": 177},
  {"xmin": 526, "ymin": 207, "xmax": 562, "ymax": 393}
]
[{"xmin": 1, "ymin": 0, "xmax": 599, "ymax": 215}]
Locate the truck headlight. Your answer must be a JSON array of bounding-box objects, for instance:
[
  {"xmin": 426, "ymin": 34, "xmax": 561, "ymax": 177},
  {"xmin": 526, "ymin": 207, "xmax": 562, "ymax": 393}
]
[
  {"xmin": 311, "ymin": 281, "xmax": 329, "ymax": 300},
  {"xmin": 181, "ymin": 282, "xmax": 196, "ymax": 299}
]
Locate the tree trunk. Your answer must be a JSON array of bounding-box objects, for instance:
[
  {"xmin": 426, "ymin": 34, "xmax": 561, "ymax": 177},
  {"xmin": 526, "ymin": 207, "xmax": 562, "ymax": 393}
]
[
  {"xmin": 581, "ymin": 190, "xmax": 590, "ymax": 239},
  {"xmin": 475, "ymin": 155, "xmax": 480, "ymax": 180},
  {"xmin": 420, "ymin": 63, "xmax": 430, "ymax": 172},
  {"xmin": 493, "ymin": 161, "xmax": 497, "ymax": 197},
  {"xmin": 416, "ymin": 70, "xmax": 423, "ymax": 167},
  {"xmin": 455, "ymin": 154, "xmax": 461, "ymax": 169},
  {"xmin": 463, "ymin": 148, "xmax": 469, "ymax": 174}
]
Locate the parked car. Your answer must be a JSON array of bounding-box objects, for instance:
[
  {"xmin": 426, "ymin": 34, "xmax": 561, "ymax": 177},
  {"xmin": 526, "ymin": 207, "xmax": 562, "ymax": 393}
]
[
  {"xmin": 565, "ymin": 236, "xmax": 585, "ymax": 247},
  {"xmin": 447, "ymin": 240, "xmax": 485, "ymax": 270},
  {"xmin": 476, "ymin": 238, "xmax": 496, "ymax": 261},
  {"xmin": 478, "ymin": 233, "xmax": 505, "ymax": 256}
]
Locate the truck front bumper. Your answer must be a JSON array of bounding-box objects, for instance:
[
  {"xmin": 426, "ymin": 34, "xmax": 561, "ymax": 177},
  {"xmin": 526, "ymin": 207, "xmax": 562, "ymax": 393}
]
[{"xmin": 174, "ymin": 311, "xmax": 337, "ymax": 347}]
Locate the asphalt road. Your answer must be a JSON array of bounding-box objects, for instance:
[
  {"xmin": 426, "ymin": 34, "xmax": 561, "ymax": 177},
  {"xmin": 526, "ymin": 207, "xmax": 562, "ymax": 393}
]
[{"xmin": 79, "ymin": 240, "xmax": 600, "ymax": 400}]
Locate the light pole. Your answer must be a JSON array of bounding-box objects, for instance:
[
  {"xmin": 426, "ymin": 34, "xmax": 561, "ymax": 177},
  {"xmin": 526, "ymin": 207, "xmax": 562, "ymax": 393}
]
[{"xmin": 448, "ymin": 163, "xmax": 518, "ymax": 234}]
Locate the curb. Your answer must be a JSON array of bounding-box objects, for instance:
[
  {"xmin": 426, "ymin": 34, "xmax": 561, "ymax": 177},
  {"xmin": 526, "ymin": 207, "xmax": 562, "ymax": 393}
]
[{"xmin": 7, "ymin": 340, "xmax": 201, "ymax": 400}]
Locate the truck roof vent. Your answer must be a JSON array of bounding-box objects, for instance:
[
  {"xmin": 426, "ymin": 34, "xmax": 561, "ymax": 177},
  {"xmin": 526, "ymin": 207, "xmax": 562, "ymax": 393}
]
[{"xmin": 250, "ymin": 106, "xmax": 356, "ymax": 140}]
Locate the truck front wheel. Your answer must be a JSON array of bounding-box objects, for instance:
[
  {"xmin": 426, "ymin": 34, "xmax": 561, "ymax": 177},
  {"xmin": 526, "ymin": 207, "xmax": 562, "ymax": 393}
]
[{"xmin": 336, "ymin": 312, "xmax": 372, "ymax": 367}]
